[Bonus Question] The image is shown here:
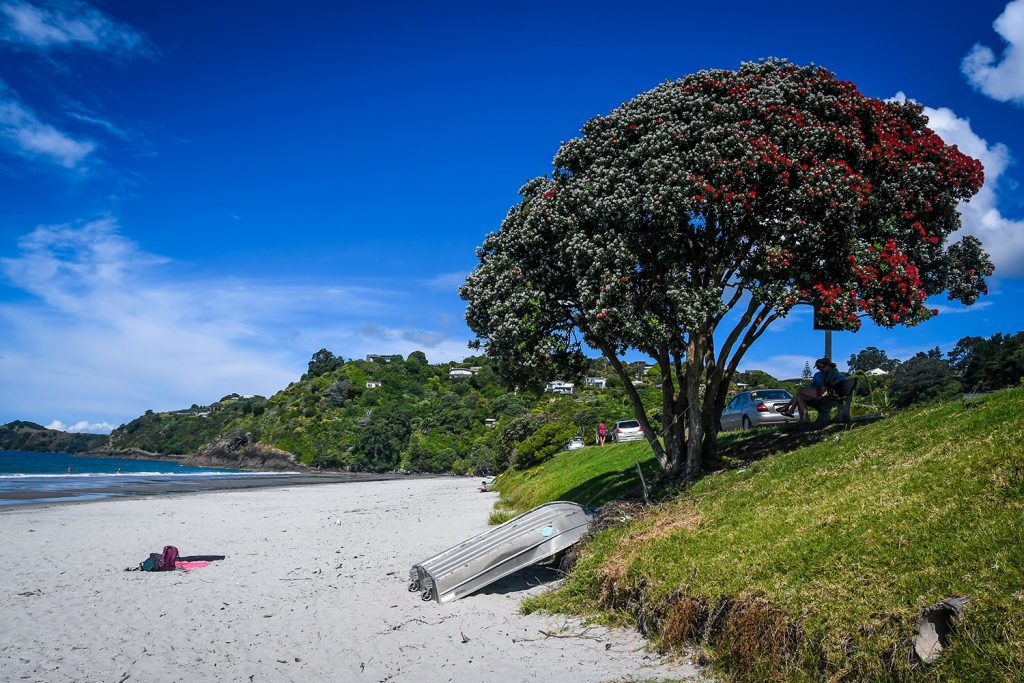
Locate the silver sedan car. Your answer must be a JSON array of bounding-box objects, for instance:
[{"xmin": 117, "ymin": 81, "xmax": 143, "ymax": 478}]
[
  {"xmin": 720, "ymin": 389, "xmax": 797, "ymax": 431},
  {"xmin": 612, "ymin": 419, "xmax": 645, "ymax": 443}
]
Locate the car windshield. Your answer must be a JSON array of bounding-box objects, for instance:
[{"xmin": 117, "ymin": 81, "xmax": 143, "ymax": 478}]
[
  {"xmin": 617, "ymin": 420, "xmax": 641, "ymax": 429},
  {"xmin": 749, "ymin": 390, "xmax": 792, "ymax": 400}
]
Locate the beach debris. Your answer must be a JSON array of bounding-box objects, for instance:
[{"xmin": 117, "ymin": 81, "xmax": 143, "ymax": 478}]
[
  {"xmin": 539, "ymin": 626, "xmax": 601, "ymax": 640},
  {"xmin": 914, "ymin": 596, "xmax": 969, "ymax": 664},
  {"xmin": 460, "ymin": 631, "xmax": 471, "ymax": 643}
]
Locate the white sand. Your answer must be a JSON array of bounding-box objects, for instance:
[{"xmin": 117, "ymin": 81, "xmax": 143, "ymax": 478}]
[{"xmin": 2, "ymin": 477, "xmax": 702, "ymax": 682}]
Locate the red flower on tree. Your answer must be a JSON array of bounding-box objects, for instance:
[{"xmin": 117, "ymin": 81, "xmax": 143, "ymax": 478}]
[{"xmin": 463, "ymin": 59, "xmax": 993, "ymax": 480}]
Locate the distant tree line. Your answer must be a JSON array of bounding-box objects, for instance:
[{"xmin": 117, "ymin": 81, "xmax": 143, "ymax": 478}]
[{"xmin": 847, "ymin": 330, "xmax": 1024, "ymax": 408}]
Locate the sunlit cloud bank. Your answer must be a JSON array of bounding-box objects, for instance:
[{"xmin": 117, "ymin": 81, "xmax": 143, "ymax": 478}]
[
  {"xmin": 962, "ymin": 0, "xmax": 1024, "ymax": 104},
  {"xmin": 0, "ymin": 219, "xmax": 471, "ymax": 426},
  {"xmin": 45, "ymin": 419, "xmax": 114, "ymax": 434},
  {"xmin": 891, "ymin": 92, "xmax": 1024, "ymax": 276}
]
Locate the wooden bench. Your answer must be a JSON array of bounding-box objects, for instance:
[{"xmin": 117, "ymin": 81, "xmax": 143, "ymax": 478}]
[{"xmin": 806, "ymin": 378, "xmax": 859, "ymax": 425}]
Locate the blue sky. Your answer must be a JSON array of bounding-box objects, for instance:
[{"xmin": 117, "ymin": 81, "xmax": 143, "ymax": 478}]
[{"xmin": 1, "ymin": 0, "xmax": 1023, "ymax": 432}]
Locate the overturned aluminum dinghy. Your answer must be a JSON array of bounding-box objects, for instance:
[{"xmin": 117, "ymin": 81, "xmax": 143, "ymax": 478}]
[{"xmin": 410, "ymin": 501, "xmax": 593, "ymax": 603}]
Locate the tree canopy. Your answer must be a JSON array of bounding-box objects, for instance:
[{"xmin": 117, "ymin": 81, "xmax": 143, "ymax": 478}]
[
  {"xmin": 848, "ymin": 346, "xmax": 902, "ymax": 374},
  {"xmin": 461, "ymin": 59, "xmax": 993, "ymax": 479}
]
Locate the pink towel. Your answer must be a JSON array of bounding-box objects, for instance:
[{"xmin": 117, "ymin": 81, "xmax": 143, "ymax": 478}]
[{"xmin": 175, "ymin": 560, "xmax": 210, "ymax": 571}]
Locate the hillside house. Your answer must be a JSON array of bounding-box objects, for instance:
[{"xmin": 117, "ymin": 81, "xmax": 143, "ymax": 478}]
[
  {"xmin": 585, "ymin": 377, "xmax": 607, "ymax": 388},
  {"xmin": 545, "ymin": 380, "xmax": 574, "ymax": 395},
  {"xmin": 365, "ymin": 381, "xmax": 383, "ymax": 389},
  {"xmin": 448, "ymin": 368, "xmax": 473, "ymax": 379}
]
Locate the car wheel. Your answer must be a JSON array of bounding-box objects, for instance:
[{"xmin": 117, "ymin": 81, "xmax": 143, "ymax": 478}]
[{"xmin": 741, "ymin": 416, "xmax": 752, "ymax": 430}]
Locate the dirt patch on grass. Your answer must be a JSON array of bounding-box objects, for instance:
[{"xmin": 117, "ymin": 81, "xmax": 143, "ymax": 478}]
[
  {"xmin": 559, "ymin": 500, "xmax": 645, "ymax": 574},
  {"xmin": 599, "ymin": 583, "xmax": 804, "ymax": 682},
  {"xmin": 595, "ymin": 508, "xmax": 704, "ymax": 597},
  {"xmin": 624, "ymin": 508, "xmax": 702, "ymax": 545},
  {"xmin": 585, "ymin": 505, "xmax": 805, "ymax": 682}
]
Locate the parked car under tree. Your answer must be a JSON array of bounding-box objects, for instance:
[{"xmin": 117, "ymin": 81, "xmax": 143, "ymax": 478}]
[{"xmin": 720, "ymin": 389, "xmax": 798, "ymax": 431}]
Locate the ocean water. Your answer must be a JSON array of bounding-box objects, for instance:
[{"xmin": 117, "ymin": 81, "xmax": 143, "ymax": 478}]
[{"xmin": 0, "ymin": 450, "xmax": 294, "ymax": 508}]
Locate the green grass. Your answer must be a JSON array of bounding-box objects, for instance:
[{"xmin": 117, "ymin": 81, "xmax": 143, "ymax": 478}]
[
  {"xmin": 490, "ymin": 440, "xmax": 661, "ymax": 518},
  {"xmin": 506, "ymin": 388, "xmax": 1024, "ymax": 682}
]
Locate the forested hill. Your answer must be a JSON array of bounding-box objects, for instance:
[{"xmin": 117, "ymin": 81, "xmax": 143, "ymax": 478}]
[
  {"xmin": 0, "ymin": 421, "xmax": 108, "ymax": 454},
  {"xmin": 106, "ymin": 350, "xmax": 668, "ymax": 474}
]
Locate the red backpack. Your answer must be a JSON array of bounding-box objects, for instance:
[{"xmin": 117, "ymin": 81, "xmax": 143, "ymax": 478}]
[{"xmin": 132, "ymin": 545, "xmax": 179, "ymax": 572}]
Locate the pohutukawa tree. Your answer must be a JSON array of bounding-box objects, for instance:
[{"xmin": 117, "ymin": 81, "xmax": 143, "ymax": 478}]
[{"xmin": 460, "ymin": 59, "xmax": 993, "ymax": 481}]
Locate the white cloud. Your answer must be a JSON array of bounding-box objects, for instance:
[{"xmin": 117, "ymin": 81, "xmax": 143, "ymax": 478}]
[
  {"xmin": 962, "ymin": 0, "xmax": 1024, "ymax": 104},
  {"xmin": 65, "ymin": 109, "xmax": 131, "ymax": 140},
  {"xmin": 423, "ymin": 271, "xmax": 469, "ymax": 292},
  {"xmin": 892, "ymin": 92, "xmax": 1024, "ymax": 276},
  {"xmin": 930, "ymin": 300, "xmax": 994, "ymax": 315},
  {"xmin": 0, "ymin": 81, "xmax": 94, "ymax": 168},
  {"xmin": 46, "ymin": 419, "xmax": 114, "ymax": 434},
  {"xmin": 0, "ymin": 0, "xmax": 149, "ymax": 57},
  {"xmin": 765, "ymin": 305, "xmax": 810, "ymax": 333},
  {"xmin": 310, "ymin": 323, "xmax": 471, "ymax": 364},
  {"xmin": 0, "ymin": 218, "xmax": 468, "ymax": 425}
]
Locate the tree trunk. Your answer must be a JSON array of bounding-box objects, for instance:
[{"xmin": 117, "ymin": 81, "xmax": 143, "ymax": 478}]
[
  {"xmin": 683, "ymin": 337, "xmax": 704, "ymax": 481},
  {"xmin": 599, "ymin": 344, "xmax": 672, "ymax": 471}
]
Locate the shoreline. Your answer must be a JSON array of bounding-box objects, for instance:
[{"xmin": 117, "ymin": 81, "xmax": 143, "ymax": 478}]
[
  {"xmin": 84, "ymin": 447, "xmax": 187, "ymax": 462},
  {"xmin": 2, "ymin": 477, "xmax": 701, "ymax": 681},
  {"xmin": 0, "ymin": 470, "xmax": 439, "ymax": 510}
]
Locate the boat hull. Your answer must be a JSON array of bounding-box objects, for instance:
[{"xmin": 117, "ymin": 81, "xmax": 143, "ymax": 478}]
[{"xmin": 410, "ymin": 501, "xmax": 593, "ymax": 603}]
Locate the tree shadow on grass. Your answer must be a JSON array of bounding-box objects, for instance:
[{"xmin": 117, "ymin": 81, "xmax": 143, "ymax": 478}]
[
  {"xmin": 715, "ymin": 415, "xmax": 884, "ymax": 467},
  {"xmin": 515, "ymin": 416, "xmax": 888, "ymax": 512},
  {"xmin": 550, "ymin": 460, "xmax": 659, "ymax": 509}
]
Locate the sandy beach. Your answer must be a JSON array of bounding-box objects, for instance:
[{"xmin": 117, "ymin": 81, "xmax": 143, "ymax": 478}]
[{"xmin": 2, "ymin": 477, "xmax": 701, "ymax": 682}]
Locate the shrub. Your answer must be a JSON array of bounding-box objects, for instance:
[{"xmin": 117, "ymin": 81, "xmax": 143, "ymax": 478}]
[
  {"xmin": 497, "ymin": 413, "xmax": 553, "ymax": 469},
  {"xmin": 891, "ymin": 350, "xmax": 960, "ymax": 407},
  {"xmin": 514, "ymin": 422, "xmax": 577, "ymax": 470}
]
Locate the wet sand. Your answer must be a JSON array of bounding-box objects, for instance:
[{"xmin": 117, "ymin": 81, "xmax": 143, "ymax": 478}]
[{"xmin": 0, "ymin": 471, "xmax": 420, "ymax": 505}]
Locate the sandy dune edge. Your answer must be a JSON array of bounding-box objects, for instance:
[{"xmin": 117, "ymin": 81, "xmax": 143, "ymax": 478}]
[{"xmin": 2, "ymin": 477, "xmax": 702, "ymax": 682}]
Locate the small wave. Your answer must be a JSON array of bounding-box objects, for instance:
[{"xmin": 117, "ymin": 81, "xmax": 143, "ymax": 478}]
[{"xmin": 0, "ymin": 470, "xmax": 294, "ymax": 479}]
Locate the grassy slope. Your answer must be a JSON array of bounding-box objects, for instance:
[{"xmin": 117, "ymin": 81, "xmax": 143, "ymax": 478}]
[
  {"xmin": 489, "ymin": 441, "xmax": 661, "ymax": 523},
  {"xmin": 501, "ymin": 389, "xmax": 1024, "ymax": 681}
]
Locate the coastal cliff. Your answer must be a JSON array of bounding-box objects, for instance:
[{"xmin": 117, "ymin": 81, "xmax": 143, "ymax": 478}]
[{"xmin": 183, "ymin": 433, "xmax": 303, "ymax": 471}]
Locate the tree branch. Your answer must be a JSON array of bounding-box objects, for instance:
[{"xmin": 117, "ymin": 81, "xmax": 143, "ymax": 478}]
[
  {"xmin": 715, "ymin": 295, "xmax": 760, "ymax": 369},
  {"xmin": 599, "ymin": 343, "xmax": 668, "ymax": 469}
]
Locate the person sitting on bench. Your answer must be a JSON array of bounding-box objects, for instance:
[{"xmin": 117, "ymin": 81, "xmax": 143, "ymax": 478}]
[{"xmin": 780, "ymin": 357, "xmax": 846, "ymax": 423}]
